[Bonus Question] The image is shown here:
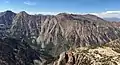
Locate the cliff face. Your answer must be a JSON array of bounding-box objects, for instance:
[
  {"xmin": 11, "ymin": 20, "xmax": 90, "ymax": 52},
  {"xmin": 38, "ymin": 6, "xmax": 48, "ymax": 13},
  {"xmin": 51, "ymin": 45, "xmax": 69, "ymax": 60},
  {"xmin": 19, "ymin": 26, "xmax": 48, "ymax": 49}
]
[{"xmin": 10, "ymin": 12, "xmax": 120, "ymax": 56}]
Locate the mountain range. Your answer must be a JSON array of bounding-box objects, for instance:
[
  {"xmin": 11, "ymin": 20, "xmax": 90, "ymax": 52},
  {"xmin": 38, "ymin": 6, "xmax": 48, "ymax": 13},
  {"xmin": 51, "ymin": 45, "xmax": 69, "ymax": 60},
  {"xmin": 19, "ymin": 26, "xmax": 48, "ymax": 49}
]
[{"xmin": 1, "ymin": 10, "xmax": 120, "ymax": 65}]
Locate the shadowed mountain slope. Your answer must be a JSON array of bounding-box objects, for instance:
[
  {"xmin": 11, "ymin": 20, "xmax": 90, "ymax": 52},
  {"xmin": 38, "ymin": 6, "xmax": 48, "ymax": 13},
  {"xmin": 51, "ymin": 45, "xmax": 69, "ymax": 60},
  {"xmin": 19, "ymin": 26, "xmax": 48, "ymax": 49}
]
[{"xmin": 0, "ymin": 38, "xmax": 54, "ymax": 65}]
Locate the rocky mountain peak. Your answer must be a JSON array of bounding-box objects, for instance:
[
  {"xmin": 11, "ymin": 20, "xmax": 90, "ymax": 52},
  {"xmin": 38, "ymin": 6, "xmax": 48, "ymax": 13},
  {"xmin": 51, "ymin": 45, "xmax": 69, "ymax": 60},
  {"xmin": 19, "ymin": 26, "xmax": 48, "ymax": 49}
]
[
  {"xmin": 0, "ymin": 10, "xmax": 14, "ymax": 14},
  {"xmin": 0, "ymin": 10, "xmax": 16, "ymax": 16},
  {"xmin": 57, "ymin": 13, "xmax": 69, "ymax": 15},
  {"xmin": 0, "ymin": 10, "xmax": 16, "ymax": 17},
  {"xmin": 20, "ymin": 11, "xmax": 28, "ymax": 14},
  {"xmin": 0, "ymin": 10, "xmax": 16, "ymax": 27},
  {"xmin": 5, "ymin": 10, "xmax": 14, "ymax": 13},
  {"xmin": 17, "ymin": 11, "xmax": 29, "ymax": 17},
  {"xmin": 84, "ymin": 14, "xmax": 99, "ymax": 18},
  {"xmin": 83, "ymin": 14, "xmax": 107, "ymax": 22},
  {"xmin": 56, "ymin": 13, "xmax": 74, "ymax": 21}
]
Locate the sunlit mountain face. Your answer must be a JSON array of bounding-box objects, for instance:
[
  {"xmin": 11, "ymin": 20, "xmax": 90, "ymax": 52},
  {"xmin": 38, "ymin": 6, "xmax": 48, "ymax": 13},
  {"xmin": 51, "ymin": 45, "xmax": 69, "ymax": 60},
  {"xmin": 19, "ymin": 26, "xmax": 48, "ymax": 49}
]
[{"xmin": 1, "ymin": 10, "xmax": 120, "ymax": 65}]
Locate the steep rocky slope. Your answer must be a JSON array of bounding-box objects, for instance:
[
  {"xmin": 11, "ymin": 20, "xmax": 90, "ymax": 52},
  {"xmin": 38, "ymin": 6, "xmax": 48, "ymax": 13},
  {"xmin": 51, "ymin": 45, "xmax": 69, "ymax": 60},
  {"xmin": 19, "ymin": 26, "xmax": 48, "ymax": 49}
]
[
  {"xmin": 10, "ymin": 12, "xmax": 120, "ymax": 56},
  {"xmin": 0, "ymin": 10, "xmax": 120, "ymax": 57},
  {"xmin": 54, "ymin": 39, "xmax": 120, "ymax": 65},
  {"xmin": 0, "ymin": 10, "xmax": 16, "ymax": 27},
  {"xmin": 0, "ymin": 38, "xmax": 41, "ymax": 65},
  {"xmin": 0, "ymin": 38, "xmax": 54, "ymax": 65},
  {"xmin": 1, "ymin": 10, "xmax": 120, "ymax": 65},
  {"xmin": 0, "ymin": 11, "xmax": 16, "ymax": 37}
]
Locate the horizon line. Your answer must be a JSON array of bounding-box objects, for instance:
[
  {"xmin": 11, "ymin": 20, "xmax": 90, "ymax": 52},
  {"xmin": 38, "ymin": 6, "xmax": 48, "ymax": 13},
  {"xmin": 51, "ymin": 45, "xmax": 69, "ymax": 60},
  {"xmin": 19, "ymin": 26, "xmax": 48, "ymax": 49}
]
[{"xmin": 1, "ymin": 10, "xmax": 120, "ymax": 18}]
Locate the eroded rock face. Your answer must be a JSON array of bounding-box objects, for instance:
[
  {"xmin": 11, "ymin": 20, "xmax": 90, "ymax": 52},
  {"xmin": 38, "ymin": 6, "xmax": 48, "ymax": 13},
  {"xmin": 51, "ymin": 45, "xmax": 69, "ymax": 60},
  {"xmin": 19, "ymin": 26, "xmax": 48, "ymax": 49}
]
[
  {"xmin": 1, "ymin": 10, "xmax": 120, "ymax": 57},
  {"xmin": 1, "ymin": 10, "xmax": 120, "ymax": 65},
  {"xmin": 10, "ymin": 12, "xmax": 120, "ymax": 56}
]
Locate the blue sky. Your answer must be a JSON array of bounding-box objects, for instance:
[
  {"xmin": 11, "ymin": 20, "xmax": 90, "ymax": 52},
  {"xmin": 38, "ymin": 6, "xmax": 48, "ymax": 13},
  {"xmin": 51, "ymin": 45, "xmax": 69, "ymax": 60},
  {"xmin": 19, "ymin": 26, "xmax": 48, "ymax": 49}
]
[{"xmin": 0, "ymin": 0, "xmax": 120, "ymax": 18}]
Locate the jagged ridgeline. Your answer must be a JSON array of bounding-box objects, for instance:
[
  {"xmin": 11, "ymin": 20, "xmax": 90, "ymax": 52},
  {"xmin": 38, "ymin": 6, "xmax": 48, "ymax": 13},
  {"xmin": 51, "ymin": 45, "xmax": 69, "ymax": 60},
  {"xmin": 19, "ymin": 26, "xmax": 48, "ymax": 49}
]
[{"xmin": 1, "ymin": 10, "xmax": 120, "ymax": 56}]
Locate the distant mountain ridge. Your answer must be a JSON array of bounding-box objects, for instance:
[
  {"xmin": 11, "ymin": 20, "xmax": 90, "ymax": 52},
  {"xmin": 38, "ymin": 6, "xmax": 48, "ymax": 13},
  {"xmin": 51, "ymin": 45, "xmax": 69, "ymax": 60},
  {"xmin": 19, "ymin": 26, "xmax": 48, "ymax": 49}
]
[{"xmin": 104, "ymin": 17, "xmax": 120, "ymax": 22}]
